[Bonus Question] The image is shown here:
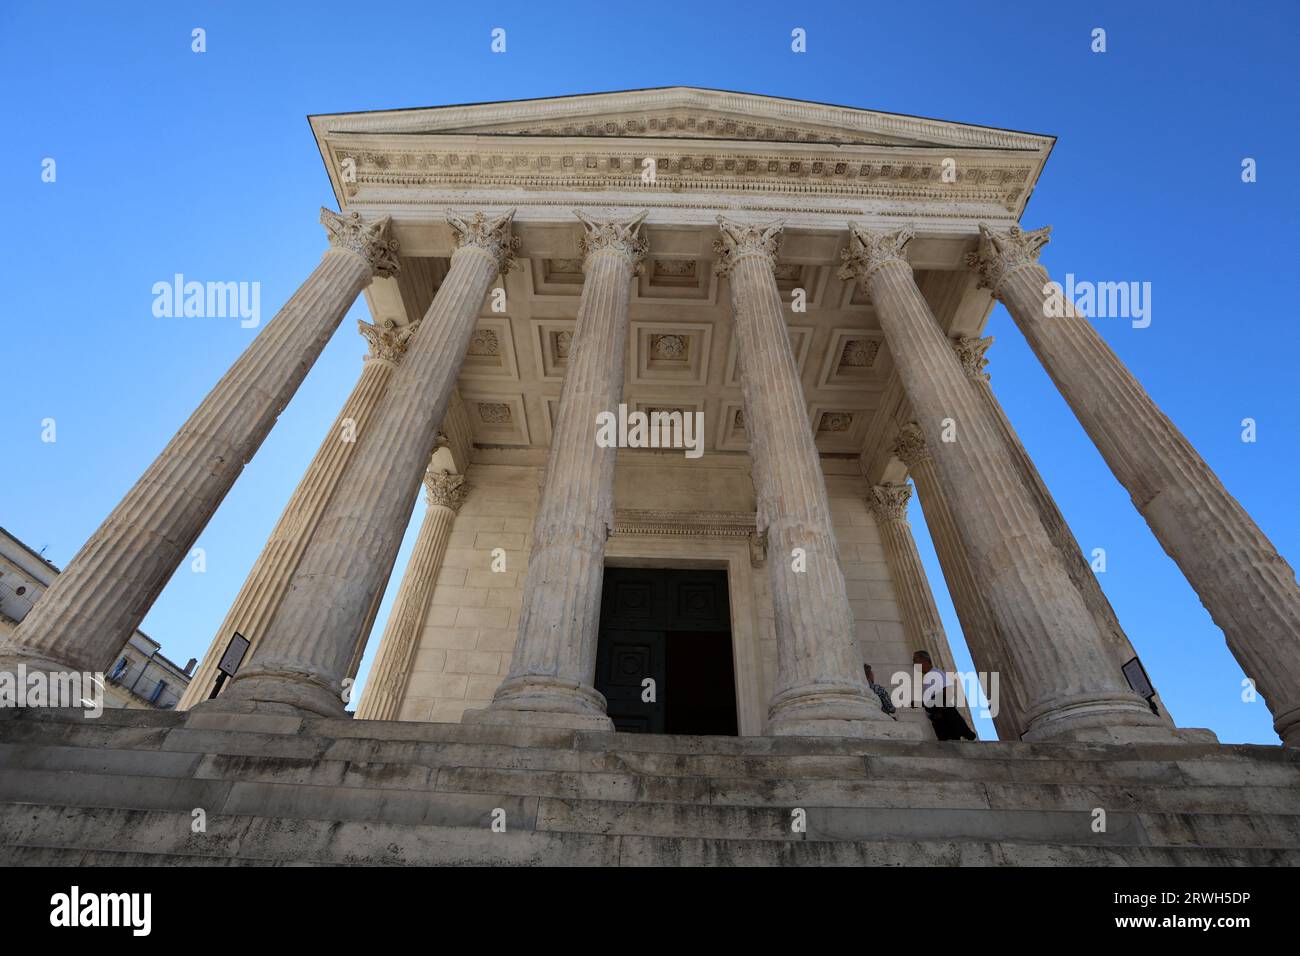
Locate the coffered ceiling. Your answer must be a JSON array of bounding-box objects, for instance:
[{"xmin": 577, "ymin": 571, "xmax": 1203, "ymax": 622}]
[
  {"xmin": 319, "ymin": 88, "xmax": 1052, "ymax": 476},
  {"xmin": 391, "ymin": 244, "xmax": 987, "ymax": 465}
]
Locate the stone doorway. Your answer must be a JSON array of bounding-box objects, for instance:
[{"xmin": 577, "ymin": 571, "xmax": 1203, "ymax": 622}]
[{"xmin": 595, "ymin": 567, "xmax": 739, "ymax": 735}]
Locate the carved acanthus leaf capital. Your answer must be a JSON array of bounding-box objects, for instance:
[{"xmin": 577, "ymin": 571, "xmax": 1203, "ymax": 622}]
[
  {"xmin": 952, "ymin": 335, "xmax": 994, "ymax": 383},
  {"xmin": 447, "ymin": 209, "xmax": 520, "ymax": 276},
  {"xmin": 575, "ymin": 210, "xmax": 649, "ymax": 273},
  {"xmin": 838, "ymin": 222, "xmax": 916, "ymax": 287},
  {"xmin": 892, "ymin": 422, "xmax": 932, "ymax": 469},
  {"xmin": 424, "ymin": 470, "xmax": 469, "ymax": 511},
  {"xmin": 321, "ymin": 209, "xmax": 400, "ymax": 278},
  {"xmin": 866, "ymin": 482, "xmax": 912, "ymax": 523},
  {"xmin": 712, "ymin": 216, "xmax": 784, "ymax": 277},
  {"xmin": 965, "ymin": 223, "xmax": 1051, "ymax": 295},
  {"xmin": 358, "ymin": 317, "xmax": 419, "ymax": 365}
]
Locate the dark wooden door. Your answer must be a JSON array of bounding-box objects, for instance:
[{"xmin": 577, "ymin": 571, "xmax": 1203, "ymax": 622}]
[{"xmin": 596, "ymin": 567, "xmax": 737, "ymax": 735}]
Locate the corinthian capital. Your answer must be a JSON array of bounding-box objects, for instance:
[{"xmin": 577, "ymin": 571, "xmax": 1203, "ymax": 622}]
[
  {"xmin": 358, "ymin": 317, "xmax": 420, "ymax": 366},
  {"xmin": 965, "ymin": 223, "xmax": 1051, "ymax": 296},
  {"xmin": 892, "ymin": 422, "xmax": 931, "ymax": 469},
  {"xmin": 712, "ymin": 216, "xmax": 783, "ymax": 277},
  {"xmin": 838, "ymin": 223, "xmax": 915, "ymax": 286},
  {"xmin": 321, "ymin": 208, "xmax": 400, "ymax": 278},
  {"xmin": 447, "ymin": 209, "xmax": 520, "ymax": 276},
  {"xmin": 424, "ymin": 470, "xmax": 469, "ymax": 511},
  {"xmin": 866, "ymin": 482, "xmax": 912, "ymax": 523},
  {"xmin": 575, "ymin": 210, "xmax": 649, "ymax": 273},
  {"xmin": 952, "ymin": 335, "xmax": 994, "ymax": 383}
]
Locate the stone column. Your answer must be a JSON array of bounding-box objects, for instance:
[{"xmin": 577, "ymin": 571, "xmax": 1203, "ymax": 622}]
[
  {"xmin": 0, "ymin": 210, "xmax": 397, "ymax": 678},
  {"xmin": 841, "ymin": 224, "xmax": 1164, "ymax": 741},
  {"xmin": 717, "ymin": 218, "xmax": 901, "ymax": 738},
  {"xmin": 200, "ymin": 210, "xmax": 517, "ymax": 717},
  {"xmin": 867, "ymin": 480, "xmax": 977, "ymax": 733},
  {"xmin": 892, "ymin": 423, "xmax": 1025, "ymax": 739},
  {"xmin": 951, "ymin": 333, "xmax": 1173, "ymax": 726},
  {"xmin": 178, "ymin": 317, "xmax": 418, "ymax": 710},
  {"xmin": 971, "ymin": 224, "xmax": 1300, "ymax": 745},
  {"xmin": 865, "ymin": 482, "xmax": 953, "ymax": 669},
  {"xmin": 356, "ymin": 469, "xmax": 469, "ymax": 721},
  {"xmin": 466, "ymin": 211, "xmax": 647, "ymax": 732}
]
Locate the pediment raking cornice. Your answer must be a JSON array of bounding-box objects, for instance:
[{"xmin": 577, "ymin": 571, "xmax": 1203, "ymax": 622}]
[{"xmin": 311, "ymin": 87, "xmax": 1054, "ymax": 153}]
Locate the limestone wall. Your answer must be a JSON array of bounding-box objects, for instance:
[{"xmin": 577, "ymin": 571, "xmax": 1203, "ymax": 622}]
[{"xmin": 392, "ymin": 451, "xmax": 934, "ymax": 735}]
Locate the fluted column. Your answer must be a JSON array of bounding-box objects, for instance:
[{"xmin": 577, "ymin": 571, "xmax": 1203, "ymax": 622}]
[
  {"xmin": 356, "ymin": 469, "xmax": 469, "ymax": 721},
  {"xmin": 841, "ymin": 224, "xmax": 1165, "ymax": 741},
  {"xmin": 892, "ymin": 424, "xmax": 1025, "ymax": 739},
  {"xmin": 178, "ymin": 317, "xmax": 418, "ymax": 710},
  {"xmin": 867, "ymin": 480, "xmax": 978, "ymax": 733},
  {"xmin": 865, "ymin": 483, "xmax": 952, "ymax": 668},
  {"xmin": 717, "ymin": 218, "xmax": 901, "ymax": 738},
  {"xmin": 0, "ymin": 210, "xmax": 396, "ymax": 678},
  {"xmin": 466, "ymin": 211, "xmax": 646, "ymax": 732},
  {"xmin": 971, "ymin": 224, "xmax": 1300, "ymax": 745},
  {"xmin": 200, "ymin": 210, "xmax": 517, "ymax": 717},
  {"xmin": 951, "ymin": 333, "xmax": 1173, "ymax": 726}
]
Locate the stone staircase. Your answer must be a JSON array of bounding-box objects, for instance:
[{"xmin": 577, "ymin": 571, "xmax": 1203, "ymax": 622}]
[{"xmin": 1, "ymin": 707, "xmax": 1298, "ymax": 866}]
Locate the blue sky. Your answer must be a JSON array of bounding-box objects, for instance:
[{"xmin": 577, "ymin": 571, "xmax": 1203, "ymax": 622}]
[{"xmin": 2, "ymin": 1, "xmax": 1295, "ymax": 742}]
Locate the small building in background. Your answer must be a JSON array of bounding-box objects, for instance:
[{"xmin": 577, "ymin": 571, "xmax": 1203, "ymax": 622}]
[{"xmin": 0, "ymin": 526, "xmax": 193, "ymax": 709}]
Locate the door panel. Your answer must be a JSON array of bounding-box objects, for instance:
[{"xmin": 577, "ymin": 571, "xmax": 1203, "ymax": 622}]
[
  {"xmin": 594, "ymin": 628, "xmax": 664, "ymax": 733},
  {"xmin": 597, "ymin": 567, "xmax": 735, "ymax": 735}
]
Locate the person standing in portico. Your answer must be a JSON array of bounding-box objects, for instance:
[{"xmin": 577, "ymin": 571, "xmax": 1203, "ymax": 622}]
[{"xmin": 914, "ymin": 650, "xmax": 976, "ymax": 741}]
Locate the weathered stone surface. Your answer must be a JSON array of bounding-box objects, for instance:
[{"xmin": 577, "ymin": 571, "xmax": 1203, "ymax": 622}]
[
  {"xmin": 950, "ymin": 335, "xmax": 1175, "ymax": 727},
  {"xmin": 181, "ymin": 318, "xmax": 416, "ymax": 711},
  {"xmin": 718, "ymin": 217, "xmax": 905, "ymax": 739},
  {"xmin": 892, "ymin": 423, "xmax": 1026, "ymax": 739},
  {"xmin": 200, "ymin": 210, "xmax": 515, "ymax": 718},
  {"xmin": 971, "ymin": 223, "xmax": 1300, "ymax": 747},
  {"xmin": 2, "ymin": 709, "xmax": 1296, "ymax": 867},
  {"xmin": 0, "ymin": 211, "xmax": 395, "ymax": 679},
  {"xmin": 841, "ymin": 225, "xmax": 1166, "ymax": 743},
  {"xmin": 357, "ymin": 471, "xmax": 467, "ymax": 720},
  {"xmin": 468, "ymin": 212, "xmax": 646, "ymax": 732}
]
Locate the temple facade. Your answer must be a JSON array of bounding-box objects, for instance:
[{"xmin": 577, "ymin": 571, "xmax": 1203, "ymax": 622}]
[{"xmin": 5, "ymin": 87, "xmax": 1299, "ymax": 753}]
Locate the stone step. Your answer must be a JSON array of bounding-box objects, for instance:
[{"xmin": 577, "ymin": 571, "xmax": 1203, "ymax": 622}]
[
  {"xmin": 4, "ymin": 710, "xmax": 1298, "ymax": 866},
  {"xmin": 0, "ymin": 844, "xmax": 271, "ymax": 867},
  {"xmin": 3, "ymin": 741, "xmax": 1298, "ymax": 817},
  {"xmin": 2, "ymin": 804, "xmax": 1297, "ymax": 867},
  {"xmin": 7, "ymin": 707, "xmax": 1282, "ymax": 766},
  {"xmin": 5, "ymin": 726, "xmax": 1294, "ymax": 792},
  {"xmin": 1, "ymin": 764, "xmax": 1296, "ymax": 849},
  {"xmin": 539, "ymin": 795, "xmax": 1300, "ymax": 848}
]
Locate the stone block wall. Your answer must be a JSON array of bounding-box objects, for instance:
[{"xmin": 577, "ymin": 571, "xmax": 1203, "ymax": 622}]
[
  {"xmin": 391, "ymin": 451, "xmax": 932, "ymax": 734},
  {"xmin": 396, "ymin": 462, "xmax": 536, "ymax": 723}
]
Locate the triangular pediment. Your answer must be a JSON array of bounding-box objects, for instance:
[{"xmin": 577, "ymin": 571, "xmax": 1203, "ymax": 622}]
[
  {"xmin": 312, "ymin": 87, "xmax": 1051, "ymax": 153},
  {"xmin": 435, "ymin": 106, "xmax": 930, "ymax": 147}
]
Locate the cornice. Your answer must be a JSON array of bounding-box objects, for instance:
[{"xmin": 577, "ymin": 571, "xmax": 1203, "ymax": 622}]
[
  {"xmin": 612, "ymin": 508, "xmax": 756, "ymax": 538},
  {"xmin": 325, "ymin": 138, "xmax": 1036, "ymax": 213},
  {"xmin": 610, "ymin": 508, "xmax": 767, "ymax": 567},
  {"xmin": 311, "ymin": 88, "xmax": 1053, "ymax": 153}
]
